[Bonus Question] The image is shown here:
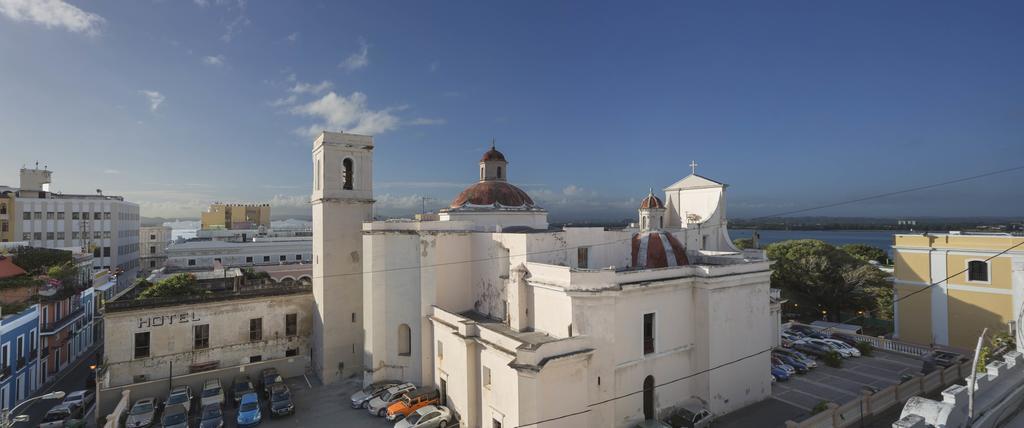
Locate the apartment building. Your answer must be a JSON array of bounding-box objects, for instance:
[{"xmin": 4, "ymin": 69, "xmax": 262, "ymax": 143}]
[
  {"xmin": 893, "ymin": 232, "xmax": 1024, "ymax": 349},
  {"xmin": 200, "ymin": 203, "xmax": 271, "ymax": 231},
  {"xmin": 139, "ymin": 226, "xmax": 172, "ymax": 274}
]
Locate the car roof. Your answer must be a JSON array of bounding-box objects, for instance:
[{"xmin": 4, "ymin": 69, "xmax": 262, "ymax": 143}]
[
  {"xmin": 164, "ymin": 405, "xmax": 187, "ymax": 415},
  {"xmin": 204, "ymin": 379, "xmax": 221, "ymax": 386},
  {"xmin": 48, "ymin": 404, "xmax": 73, "ymax": 412},
  {"xmin": 240, "ymin": 392, "xmax": 259, "ymax": 403},
  {"xmin": 415, "ymin": 405, "xmax": 440, "ymax": 415},
  {"xmin": 270, "ymin": 383, "xmax": 289, "ymax": 392}
]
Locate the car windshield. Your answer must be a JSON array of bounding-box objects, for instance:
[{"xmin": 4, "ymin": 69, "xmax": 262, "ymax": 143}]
[
  {"xmin": 272, "ymin": 390, "xmax": 290, "ymax": 402},
  {"xmin": 202, "ymin": 387, "xmax": 221, "ymax": 397},
  {"xmin": 381, "ymin": 391, "xmax": 395, "ymax": 401},
  {"xmin": 168, "ymin": 393, "xmax": 188, "ymax": 404},
  {"xmin": 406, "ymin": 413, "xmax": 423, "ymax": 424},
  {"xmin": 43, "ymin": 410, "xmax": 69, "ymax": 421},
  {"xmin": 65, "ymin": 392, "xmax": 84, "ymax": 401},
  {"xmin": 235, "ymin": 382, "xmax": 252, "ymax": 392},
  {"xmin": 164, "ymin": 413, "xmax": 187, "ymax": 424},
  {"xmin": 202, "ymin": 406, "xmax": 222, "ymax": 419},
  {"xmin": 130, "ymin": 403, "xmax": 154, "ymax": 415},
  {"xmin": 240, "ymin": 402, "xmax": 259, "ymax": 412}
]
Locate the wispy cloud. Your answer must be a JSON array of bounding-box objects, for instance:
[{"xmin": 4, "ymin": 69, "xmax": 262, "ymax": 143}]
[
  {"xmin": 286, "ymin": 32, "xmax": 298, "ymax": 42},
  {"xmin": 202, "ymin": 54, "xmax": 226, "ymax": 66},
  {"xmin": 0, "ymin": 0, "xmax": 105, "ymax": 35},
  {"xmin": 221, "ymin": 14, "xmax": 249, "ymax": 42},
  {"xmin": 289, "ymin": 80, "xmax": 333, "ymax": 95},
  {"xmin": 103, "ymin": 169, "xmax": 120, "ymax": 174},
  {"xmin": 409, "ymin": 118, "xmax": 446, "ymax": 126},
  {"xmin": 268, "ymin": 94, "xmax": 298, "ymax": 107},
  {"xmin": 339, "ymin": 38, "xmax": 369, "ymax": 71},
  {"xmin": 289, "ymin": 91, "xmax": 400, "ymax": 137},
  {"xmin": 138, "ymin": 90, "xmax": 165, "ymax": 112}
]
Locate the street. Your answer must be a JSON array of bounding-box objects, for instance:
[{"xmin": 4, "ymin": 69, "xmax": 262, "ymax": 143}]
[{"xmin": 18, "ymin": 347, "xmax": 100, "ymax": 428}]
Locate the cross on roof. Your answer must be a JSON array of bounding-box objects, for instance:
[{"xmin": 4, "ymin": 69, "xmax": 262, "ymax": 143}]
[{"xmin": 690, "ymin": 160, "xmax": 698, "ymax": 175}]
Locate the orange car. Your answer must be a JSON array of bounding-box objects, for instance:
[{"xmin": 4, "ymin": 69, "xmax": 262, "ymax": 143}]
[{"xmin": 385, "ymin": 387, "xmax": 440, "ymax": 422}]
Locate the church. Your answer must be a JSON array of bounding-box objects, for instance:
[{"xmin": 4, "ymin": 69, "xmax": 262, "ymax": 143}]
[{"xmin": 311, "ymin": 131, "xmax": 777, "ymax": 427}]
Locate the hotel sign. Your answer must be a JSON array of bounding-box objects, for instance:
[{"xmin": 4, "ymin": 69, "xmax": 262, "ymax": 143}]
[{"xmin": 138, "ymin": 312, "xmax": 202, "ymax": 329}]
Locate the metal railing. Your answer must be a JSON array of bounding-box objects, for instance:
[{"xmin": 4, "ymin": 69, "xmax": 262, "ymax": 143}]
[{"xmin": 41, "ymin": 306, "xmax": 86, "ymax": 334}]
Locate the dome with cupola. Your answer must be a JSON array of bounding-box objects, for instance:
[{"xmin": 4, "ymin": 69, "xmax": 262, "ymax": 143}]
[
  {"xmin": 446, "ymin": 143, "xmax": 541, "ymax": 211},
  {"xmin": 631, "ymin": 231, "xmax": 689, "ymax": 269}
]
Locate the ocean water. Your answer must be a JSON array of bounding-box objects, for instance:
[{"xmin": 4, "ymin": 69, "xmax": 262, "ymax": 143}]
[{"xmin": 728, "ymin": 229, "xmax": 908, "ymax": 254}]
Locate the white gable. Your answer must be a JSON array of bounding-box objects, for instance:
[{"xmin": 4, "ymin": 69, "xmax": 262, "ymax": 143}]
[{"xmin": 664, "ymin": 174, "xmax": 725, "ymax": 191}]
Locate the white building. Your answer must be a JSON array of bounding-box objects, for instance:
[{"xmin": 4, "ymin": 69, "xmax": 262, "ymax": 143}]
[
  {"xmin": 311, "ymin": 132, "xmax": 775, "ymax": 427},
  {"xmin": 3, "ymin": 167, "xmax": 139, "ymax": 290},
  {"xmin": 139, "ymin": 225, "xmax": 172, "ymax": 274},
  {"xmin": 164, "ymin": 237, "xmax": 311, "ymax": 269}
]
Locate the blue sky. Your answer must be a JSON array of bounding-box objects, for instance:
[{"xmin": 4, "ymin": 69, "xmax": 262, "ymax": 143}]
[{"xmin": 1, "ymin": 1, "xmax": 1022, "ymax": 221}]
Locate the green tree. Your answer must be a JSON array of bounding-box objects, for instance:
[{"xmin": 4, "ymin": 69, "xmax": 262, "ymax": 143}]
[
  {"xmin": 12, "ymin": 247, "xmax": 72, "ymax": 274},
  {"xmin": 733, "ymin": 238, "xmax": 754, "ymax": 250},
  {"xmin": 841, "ymin": 244, "xmax": 889, "ymax": 265},
  {"xmin": 765, "ymin": 240, "xmax": 891, "ymax": 323},
  {"xmin": 137, "ymin": 273, "xmax": 209, "ymax": 300}
]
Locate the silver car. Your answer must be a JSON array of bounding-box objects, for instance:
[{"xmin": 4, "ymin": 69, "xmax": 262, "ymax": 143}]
[
  {"xmin": 39, "ymin": 403, "xmax": 82, "ymax": 428},
  {"xmin": 366, "ymin": 382, "xmax": 415, "ymax": 417},
  {"xmin": 161, "ymin": 404, "xmax": 189, "ymax": 428},
  {"xmin": 394, "ymin": 405, "xmax": 453, "ymax": 428},
  {"xmin": 350, "ymin": 380, "xmax": 400, "ymax": 408},
  {"xmin": 201, "ymin": 379, "xmax": 225, "ymax": 408},
  {"xmin": 166, "ymin": 385, "xmax": 194, "ymax": 414},
  {"xmin": 126, "ymin": 397, "xmax": 157, "ymax": 428},
  {"xmin": 63, "ymin": 390, "xmax": 95, "ymax": 410}
]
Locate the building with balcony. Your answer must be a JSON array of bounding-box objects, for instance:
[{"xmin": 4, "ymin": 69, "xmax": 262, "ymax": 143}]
[
  {"xmin": 310, "ymin": 133, "xmax": 775, "ymax": 427},
  {"xmin": 38, "ymin": 286, "xmax": 96, "ymax": 384},
  {"xmin": 0, "ymin": 305, "xmax": 40, "ymax": 411},
  {"xmin": 892, "ymin": 232, "xmax": 1024, "ymax": 349}
]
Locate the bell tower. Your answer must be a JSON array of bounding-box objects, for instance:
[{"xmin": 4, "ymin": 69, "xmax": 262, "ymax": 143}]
[{"xmin": 311, "ymin": 131, "xmax": 374, "ymax": 383}]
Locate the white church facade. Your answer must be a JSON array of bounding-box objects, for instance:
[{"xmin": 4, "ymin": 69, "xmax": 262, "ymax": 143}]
[{"xmin": 313, "ymin": 131, "xmax": 776, "ymax": 427}]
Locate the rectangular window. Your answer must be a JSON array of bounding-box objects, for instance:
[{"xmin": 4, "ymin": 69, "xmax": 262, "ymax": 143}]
[
  {"xmin": 93, "ymin": 231, "xmax": 102, "ymax": 239},
  {"xmin": 263, "ymin": 256, "xmax": 270, "ymax": 262},
  {"xmin": 15, "ymin": 337, "xmax": 23, "ymax": 368},
  {"xmin": 295, "ymin": 254, "xmax": 302, "ymax": 261},
  {"xmin": 249, "ymin": 318, "xmax": 263, "ymax": 341},
  {"xmin": 150, "ymin": 234, "xmax": 156, "ymax": 240},
  {"xmin": 0, "ymin": 221, "xmax": 6, "ymax": 233},
  {"xmin": 285, "ymin": 348, "xmax": 298, "ymax": 357},
  {"xmin": 46, "ymin": 232, "xmax": 54, "ymax": 240},
  {"xmin": 134, "ymin": 332, "xmax": 150, "ymax": 358},
  {"xmin": 103, "ymin": 247, "xmax": 110, "ymax": 257},
  {"xmin": 149, "ymin": 261, "xmax": 156, "ymax": 268},
  {"xmin": 46, "ymin": 212, "xmax": 54, "ymax": 220},
  {"xmin": 577, "ymin": 247, "xmax": 589, "ymax": 269},
  {"xmin": 149, "ymin": 246, "xmax": 156, "ymax": 254},
  {"xmin": 72, "ymin": 212, "xmax": 80, "ymax": 220},
  {"xmin": 55, "ymin": 232, "xmax": 64, "ymax": 240},
  {"xmin": 56, "ymin": 212, "xmax": 64, "ymax": 220},
  {"xmin": 72, "ymin": 232, "xmax": 79, "ymax": 239},
  {"xmin": 249, "ymin": 355, "xmax": 262, "ymax": 363},
  {"xmin": 494, "ymin": 421, "xmax": 502, "ymax": 428},
  {"xmin": 23, "ymin": 233, "xmax": 31, "ymax": 241},
  {"xmin": 33, "ymin": 232, "xmax": 41, "ymax": 240},
  {"xmin": 968, "ymin": 260, "xmax": 989, "ymax": 282},
  {"xmin": 103, "ymin": 212, "xmax": 111, "ymax": 220},
  {"xmin": 1, "ymin": 344, "xmax": 8, "ymax": 369},
  {"xmin": 33, "ymin": 212, "xmax": 41, "ymax": 220},
  {"xmin": 246, "ymin": 256, "xmax": 253, "ymax": 263},
  {"xmin": 643, "ymin": 313, "xmax": 655, "ymax": 355},
  {"xmin": 188, "ymin": 259, "xmax": 196, "ymax": 266},
  {"xmin": 285, "ymin": 314, "xmax": 297, "ymax": 336},
  {"xmin": 194, "ymin": 324, "xmax": 210, "ymax": 349},
  {"xmin": 23, "ymin": 212, "xmax": 31, "ymax": 220},
  {"xmin": 483, "ymin": 366, "xmax": 492, "ymax": 389},
  {"xmin": 93, "ymin": 212, "xmax": 101, "ymax": 220},
  {"xmin": 279, "ymin": 255, "xmax": 286, "ymax": 261},
  {"xmin": 437, "ymin": 341, "xmax": 443, "ymax": 359}
]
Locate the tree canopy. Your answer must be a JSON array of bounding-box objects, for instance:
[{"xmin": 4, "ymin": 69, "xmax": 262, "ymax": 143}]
[
  {"xmin": 840, "ymin": 244, "xmax": 890, "ymax": 265},
  {"xmin": 766, "ymin": 239, "xmax": 892, "ymax": 322},
  {"xmin": 732, "ymin": 238, "xmax": 755, "ymax": 250},
  {"xmin": 137, "ymin": 273, "xmax": 209, "ymax": 300},
  {"xmin": 12, "ymin": 247, "xmax": 72, "ymax": 275}
]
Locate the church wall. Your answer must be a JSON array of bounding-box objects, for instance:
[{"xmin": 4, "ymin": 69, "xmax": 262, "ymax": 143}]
[
  {"xmin": 363, "ymin": 231, "xmax": 423, "ymax": 384},
  {"xmin": 563, "ymin": 227, "xmax": 631, "ymax": 269},
  {"xmin": 479, "ymin": 344, "xmax": 519, "ymax": 428},
  {"xmin": 530, "ymin": 284, "xmax": 573, "ymax": 338},
  {"xmin": 521, "ymin": 357, "xmax": 591, "ymax": 428},
  {"xmin": 431, "ymin": 317, "xmax": 480, "ymax": 427}
]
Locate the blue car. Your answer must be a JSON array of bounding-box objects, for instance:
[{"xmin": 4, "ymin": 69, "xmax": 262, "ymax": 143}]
[
  {"xmin": 774, "ymin": 354, "xmax": 810, "ymax": 373},
  {"xmin": 237, "ymin": 393, "xmax": 262, "ymax": 427},
  {"xmin": 771, "ymin": 366, "xmax": 790, "ymax": 382}
]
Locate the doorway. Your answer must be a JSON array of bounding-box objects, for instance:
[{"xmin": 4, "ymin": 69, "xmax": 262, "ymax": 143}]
[{"xmin": 643, "ymin": 375, "xmax": 655, "ymax": 420}]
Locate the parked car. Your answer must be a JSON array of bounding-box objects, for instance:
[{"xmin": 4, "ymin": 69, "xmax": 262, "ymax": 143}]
[
  {"xmin": 829, "ymin": 332, "xmax": 861, "ymax": 347},
  {"xmin": 165, "ymin": 385, "xmax": 194, "ymax": 414},
  {"xmin": 259, "ymin": 368, "xmax": 282, "ymax": 397},
  {"xmin": 232, "ymin": 375, "xmax": 256, "ymax": 407},
  {"xmin": 793, "ymin": 341, "xmax": 832, "ymax": 357},
  {"xmin": 63, "ymin": 390, "xmax": 95, "ymax": 410},
  {"xmin": 771, "ymin": 358, "xmax": 796, "ymax": 376},
  {"xmin": 350, "ymin": 380, "xmax": 401, "ymax": 408},
  {"xmin": 269, "ymin": 383, "xmax": 295, "ymax": 418},
  {"xmin": 781, "ymin": 331, "xmax": 803, "ymax": 342},
  {"xmin": 39, "ymin": 404, "xmax": 82, "ymax": 428},
  {"xmin": 236, "ymin": 392, "xmax": 262, "ymax": 427},
  {"xmin": 774, "ymin": 354, "xmax": 806, "ymax": 374},
  {"xmin": 126, "ymin": 397, "xmax": 158, "ymax": 428},
  {"xmin": 386, "ymin": 387, "xmax": 440, "ymax": 421},
  {"xmin": 201, "ymin": 379, "xmax": 225, "ymax": 408},
  {"xmin": 367, "ymin": 382, "xmax": 416, "ymax": 417},
  {"xmin": 634, "ymin": 422, "xmax": 672, "ymax": 428},
  {"xmin": 770, "ymin": 366, "xmax": 790, "ymax": 382},
  {"xmin": 199, "ymin": 403, "xmax": 225, "ymax": 428},
  {"xmin": 776, "ymin": 348, "xmax": 817, "ymax": 368},
  {"xmin": 394, "ymin": 405, "xmax": 454, "ymax": 428},
  {"xmin": 788, "ymin": 325, "xmax": 817, "ymax": 336},
  {"xmin": 160, "ymin": 405, "xmax": 189, "ymax": 428},
  {"xmin": 784, "ymin": 329, "xmax": 806, "ymax": 339},
  {"xmin": 806, "ymin": 338, "xmax": 853, "ymax": 358},
  {"xmin": 824, "ymin": 339, "xmax": 861, "ymax": 357},
  {"xmin": 664, "ymin": 399, "xmax": 714, "ymax": 428}
]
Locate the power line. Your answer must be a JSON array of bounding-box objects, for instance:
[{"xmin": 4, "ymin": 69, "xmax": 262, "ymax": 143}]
[{"xmin": 751, "ymin": 165, "xmax": 1024, "ymax": 220}]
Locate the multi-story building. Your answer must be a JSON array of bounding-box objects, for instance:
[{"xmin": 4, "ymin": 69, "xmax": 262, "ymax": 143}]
[
  {"xmin": 163, "ymin": 237, "xmax": 311, "ymax": 270},
  {"xmin": 893, "ymin": 232, "xmax": 1024, "ymax": 349},
  {"xmin": 0, "ymin": 305, "xmax": 40, "ymax": 411},
  {"xmin": 2, "ymin": 167, "xmax": 140, "ymax": 290},
  {"xmin": 200, "ymin": 203, "xmax": 271, "ymax": 231},
  {"xmin": 0, "ymin": 190, "xmax": 15, "ymax": 243},
  {"xmin": 139, "ymin": 226, "xmax": 172, "ymax": 274}
]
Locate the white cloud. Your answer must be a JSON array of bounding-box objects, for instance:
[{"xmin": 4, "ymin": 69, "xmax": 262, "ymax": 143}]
[
  {"xmin": 0, "ymin": 0, "xmax": 104, "ymax": 35},
  {"xmin": 221, "ymin": 14, "xmax": 249, "ymax": 42},
  {"xmin": 202, "ymin": 54, "xmax": 226, "ymax": 66},
  {"xmin": 285, "ymin": 73, "xmax": 296, "ymax": 82},
  {"xmin": 268, "ymin": 94, "xmax": 298, "ymax": 107},
  {"xmin": 429, "ymin": 60, "xmax": 439, "ymax": 72},
  {"xmin": 103, "ymin": 169, "xmax": 120, "ymax": 174},
  {"xmin": 289, "ymin": 80, "xmax": 333, "ymax": 95},
  {"xmin": 138, "ymin": 90, "xmax": 165, "ymax": 112},
  {"xmin": 339, "ymin": 38, "xmax": 369, "ymax": 71},
  {"xmin": 268, "ymin": 194, "xmax": 309, "ymax": 209},
  {"xmin": 286, "ymin": 32, "xmax": 298, "ymax": 42},
  {"xmin": 289, "ymin": 91, "xmax": 400, "ymax": 137},
  {"xmin": 409, "ymin": 118, "xmax": 446, "ymax": 126},
  {"xmin": 562, "ymin": 185, "xmax": 582, "ymax": 196}
]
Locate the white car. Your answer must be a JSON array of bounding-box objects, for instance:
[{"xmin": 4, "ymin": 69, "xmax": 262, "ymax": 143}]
[
  {"xmin": 366, "ymin": 382, "xmax": 415, "ymax": 417},
  {"xmin": 394, "ymin": 405, "xmax": 453, "ymax": 428},
  {"xmin": 63, "ymin": 390, "xmax": 95, "ymax": 409},
  {"xmin": 201, "ymin": 378, "xmax": 225, "ymax": 407},
  {"xmin": 807, "ymin": 338, "xmax": 854, "ymax": 358},
  {"xmin": 824, "ymin": 339, "xmax": 861, "ymax": 357}
]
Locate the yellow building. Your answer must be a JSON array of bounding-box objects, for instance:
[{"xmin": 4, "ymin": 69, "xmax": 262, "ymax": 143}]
[
  {"xmin": 893, "ymin": 233, "xmax": 1024, "ymax": 349},
  {"xmin": 200, "ymin": 203, "xmax": 271, "ymax": 230}
]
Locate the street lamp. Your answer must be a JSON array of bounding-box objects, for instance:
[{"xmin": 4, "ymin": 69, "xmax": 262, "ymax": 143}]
[{"xmin": 0, "ymin": 390, "xmax": 65, "ymax": 427}]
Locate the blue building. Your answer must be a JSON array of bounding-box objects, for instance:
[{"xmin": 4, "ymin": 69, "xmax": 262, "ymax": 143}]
[{"xmin": 0, "ymin": 305, "xmax": 40, "ymax": 411}]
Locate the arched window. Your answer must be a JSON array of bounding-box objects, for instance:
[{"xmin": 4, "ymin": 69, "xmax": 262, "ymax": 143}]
[
  {"xmin": 480, "ymin": 166, "xmax": 484, "ymax": 181},
  {"xmin": 398, "ymin": 324, "xmax": 411, "ymax": 356},
  {"xmin": 643, "ymin": 375, "xmax": 655, "ymax": 420},
  {"xmin": 497, "ymin": 166, "xmax": 503, "ymax": 179},
  {"xmin": 342, "ymin": 158, "xmax": 354, "ymax": 190},
  {"xmin": 968, "ymin": 260, "xmax": 988, "ymax": 282}
]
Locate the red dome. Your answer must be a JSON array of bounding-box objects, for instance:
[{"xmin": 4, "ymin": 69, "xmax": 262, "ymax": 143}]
[
  {"xmin": 450, "ymin": 181, "xmax": 535, "ymax": 208},
  {"xmin": 631, "ymin": 231, "xmax": 689, "ymax": 269},
  {"xmin": 640, "ymin": 194, "xmax": 664, "ymax": 209},
  {"xmin": 480, "ymin": 147, "xmax": 507, "ymax": 162}
]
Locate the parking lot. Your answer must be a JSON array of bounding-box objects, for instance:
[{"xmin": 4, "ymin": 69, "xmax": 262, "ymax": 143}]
[
  {"xmin": 178, "ymin": 376, "xmax": 394, "ymax": 428},
  {"xmin": 715, "ymin": 350, "xmax": 924, "ymax": 428}
]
